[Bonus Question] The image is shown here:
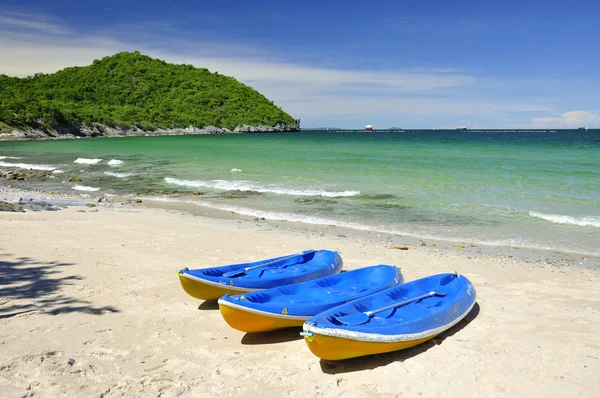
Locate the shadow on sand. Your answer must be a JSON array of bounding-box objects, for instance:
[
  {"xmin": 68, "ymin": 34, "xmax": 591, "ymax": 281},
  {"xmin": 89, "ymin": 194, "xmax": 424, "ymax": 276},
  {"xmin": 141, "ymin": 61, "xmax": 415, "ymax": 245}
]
[
  {"xmin": 241, "ymin": 327, "xmax": 304, "ymax": 345},
  {"xmin": 319, "ymin": 302, "xmax": 481, "ymax": 374},
  {"xmin": 198, "ymin": 300, "xmax": 220, "ymax": 310},
  {"xmin": 0, "ymin": 256, "xmax": 119, "ymax": 319}
]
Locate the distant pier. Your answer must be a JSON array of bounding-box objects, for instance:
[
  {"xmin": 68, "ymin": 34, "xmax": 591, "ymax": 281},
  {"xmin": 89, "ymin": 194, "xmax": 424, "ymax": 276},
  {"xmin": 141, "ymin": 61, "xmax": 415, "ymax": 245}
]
[{"xmin": 306, "ymin": 128, "xmax": 598, "ymax": 133}]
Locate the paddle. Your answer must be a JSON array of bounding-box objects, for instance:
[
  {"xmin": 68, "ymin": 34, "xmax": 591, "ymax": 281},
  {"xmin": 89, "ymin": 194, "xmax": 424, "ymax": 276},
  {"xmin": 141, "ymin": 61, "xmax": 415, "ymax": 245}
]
[
  {"xmin": 335, "ymin": 284, "xmax": 454, "ymax": 326},
  {"xmin": 222, "ymin": 250, "xmax": 314, "ymax": 278}
]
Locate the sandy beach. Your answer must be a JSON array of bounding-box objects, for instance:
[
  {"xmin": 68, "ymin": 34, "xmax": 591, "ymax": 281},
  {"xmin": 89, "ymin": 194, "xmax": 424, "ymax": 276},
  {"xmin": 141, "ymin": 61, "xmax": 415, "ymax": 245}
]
[{"xmin": 1, "ymin": 195, "xmax": 599, "ymax": 397}]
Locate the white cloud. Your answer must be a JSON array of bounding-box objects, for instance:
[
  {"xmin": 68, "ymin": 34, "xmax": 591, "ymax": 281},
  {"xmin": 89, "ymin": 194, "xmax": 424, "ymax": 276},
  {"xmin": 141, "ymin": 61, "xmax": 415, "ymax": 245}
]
[
  {"xmin": 532, "ymin": 111, "xmax": 600, "ymax": 128},
  {"xmin": 0, "ymin": 10, "xmax": 70, "ymax": 35},
  {"xmin": 0, "ymin": 34, "xmax": 129, "ymax": 76}
]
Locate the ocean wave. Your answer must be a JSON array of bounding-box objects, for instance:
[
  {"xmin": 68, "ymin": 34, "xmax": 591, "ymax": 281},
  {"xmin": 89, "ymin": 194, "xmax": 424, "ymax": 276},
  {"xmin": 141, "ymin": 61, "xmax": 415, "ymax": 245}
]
[
  {"xmin": 108, "ymin": 159, "xmax": 123, "ymax": 166},
  {"xmin": 0, "ymin": 161, "xmax": 57, "ymax": 171},
  {"xmin": 0, "ymin": 156, "xmax": 22, "ymax": 160},
  {"xmin": 164, "ymin": 177, "xmax": 360, "ymax": 197},
  {"xmin": 74, "ymin": 158, "xmax": 102, "ymax": 165},
  {"xmin": 231, "ymin": 168, "xmax": 242, "ymax": 173},
  {"xmin": 72, "ymin": 184, "xmax": 100, "ymax": 192},
  {"xmin": 104, "ymin": 171, "xmax": 133, "ymax": 178},
  {"xmin": 529, "ymin": 211, "xmax": 600, "ymax": 228},
  {"xmin": 52, "ymin": 170, "xmax": 65, "ymax": 174}
]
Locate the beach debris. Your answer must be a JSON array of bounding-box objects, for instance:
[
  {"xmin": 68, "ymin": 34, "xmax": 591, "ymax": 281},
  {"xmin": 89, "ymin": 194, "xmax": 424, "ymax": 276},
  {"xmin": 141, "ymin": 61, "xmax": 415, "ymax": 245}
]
[
  {"xmin": 0, "ymin": 168, "xmax": 53, "ymax": 180},
  {"xmin": 0, "ymin": 200, "xmax": 24, "ymax": 212},
  {"xmin": 68, "ymin": 176, "xmax": 81, "ymax": 182},
  {"xmin": 221, "ymin": 189, "xmax": 261, "ymax": 199},
  {"xmin": 67, "ymin": 358, "xmax": 75, "ymax": 366},
  {"xmin": 137, "ymin": 189, "xmax": 205, "ymax": 196},
  {"xmin": 374, "ymin": 203, "xmax": 409, "ymax": 209},
  {"xmin": 337, "ymin": 233, "xmax": 347, "ymax": 238},
  {"xmin": 0, "ymin": 199, "xmax": 60, "ymax": 212},
  {"xmin": 389, "ymin": 245, "xmax": 409, "ymax": 250},
  {"xmin": 420, "ymin": 241, "xmax": 427, "ymax": 246},
  {"xmin": 454, "ymin": 243, "xmax": 466, "ymax": 249},
  {"xmin": 134, "ymin": 199, "xmax": 142, "ymax": 203},
  {"xmin": 295, "ymin": 197, "xmax": 337, "ymax": 204}
]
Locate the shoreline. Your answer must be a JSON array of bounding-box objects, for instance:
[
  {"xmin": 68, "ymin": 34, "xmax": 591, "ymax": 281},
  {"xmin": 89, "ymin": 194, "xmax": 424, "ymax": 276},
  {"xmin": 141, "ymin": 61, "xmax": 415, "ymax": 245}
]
[
  {"xmin": 2, "ymin": 182, "xmax": 599, "ymax": 269},
  {"xmin": 0, "ymin": 123, "xmax": 301, "ymax": 142}
]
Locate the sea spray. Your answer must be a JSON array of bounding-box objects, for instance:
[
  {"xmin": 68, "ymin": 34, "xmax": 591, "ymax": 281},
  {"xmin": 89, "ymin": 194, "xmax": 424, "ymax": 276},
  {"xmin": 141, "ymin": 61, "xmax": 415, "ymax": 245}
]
[
  {"xmin": 72, "ymin": 185, "xmax": 100, "ymax": 192},
  {"xmin": 104, "ymin": 171, "xmax": 133, "ymax": 178},
  {"xmin": 74, "ymin": 158, "xmax": 102, "ymax": 165}
]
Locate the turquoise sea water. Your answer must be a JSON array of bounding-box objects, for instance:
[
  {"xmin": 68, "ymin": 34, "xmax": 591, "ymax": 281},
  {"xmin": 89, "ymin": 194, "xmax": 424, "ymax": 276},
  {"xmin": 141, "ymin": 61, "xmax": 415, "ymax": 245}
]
[{"xmin": 1, "ymin": 130, "xmax": 599, "ymax": 256}]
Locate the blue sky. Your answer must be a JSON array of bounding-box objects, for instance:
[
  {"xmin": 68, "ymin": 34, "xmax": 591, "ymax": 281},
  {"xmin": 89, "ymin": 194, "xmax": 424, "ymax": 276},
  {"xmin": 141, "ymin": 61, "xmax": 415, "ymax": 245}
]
[{"xmin": 1, "ymin": 0, "xmax": 599, "ymax": 128}]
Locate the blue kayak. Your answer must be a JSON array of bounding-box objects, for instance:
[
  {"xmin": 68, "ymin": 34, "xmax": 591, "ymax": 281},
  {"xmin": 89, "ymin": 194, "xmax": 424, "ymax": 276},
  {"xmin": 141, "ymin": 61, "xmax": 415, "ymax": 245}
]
[
  {"xmin": 302, "ymin": 272, "xmax": 476, "ymax": 360},
  {"xmin": 218, "ymin": 265, "xmax": 404, "ymax": 332},
  {"xmin": 178, "ymin": 249, "xmax": 343, "ymax": 300}
]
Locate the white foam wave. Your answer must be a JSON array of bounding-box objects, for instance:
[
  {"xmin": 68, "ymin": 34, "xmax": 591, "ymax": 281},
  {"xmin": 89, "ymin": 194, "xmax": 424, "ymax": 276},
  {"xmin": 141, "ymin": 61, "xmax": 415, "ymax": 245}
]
[
  {"xmin": 52, "ymin": 169, "xmax": 64, "ymax": 174},
  {"xmin": 108, "ymin": 159, "xmax": 123, "ymax": 166},
  {"xmin": 0, "ymin": 161, "xmax": 56, "ymax": 171},
  {"xmin": 72, "ymin": 184, "xmax": 100, "ymax": 192},
  {"xmin": 0, "ymin": 156, "xmax": 22, "ymax": 160},
  {"xmin": 529, "ymin": 211, "xmax": 600, "ymax": 228},
  {"xmin": 164, "ymin": 177, "xmax": 360, "ymax": 197},
  {"xmin": 74, "ymin": 158, "xmax": 102, "ymax": 165},
  {"xmin": 104, "ymin": 171, "xmax": 133, "ymax": 178},
  {"xmin": 231, "ymin": 168, "xmax": 242, "ymax": 173}
]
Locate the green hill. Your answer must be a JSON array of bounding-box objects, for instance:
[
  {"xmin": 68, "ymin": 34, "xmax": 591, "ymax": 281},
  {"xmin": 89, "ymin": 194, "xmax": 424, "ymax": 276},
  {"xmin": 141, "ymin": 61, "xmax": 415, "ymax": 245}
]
[{"xmin": 0, "ymin": 51, "xmax": 298, "ymax": 134}]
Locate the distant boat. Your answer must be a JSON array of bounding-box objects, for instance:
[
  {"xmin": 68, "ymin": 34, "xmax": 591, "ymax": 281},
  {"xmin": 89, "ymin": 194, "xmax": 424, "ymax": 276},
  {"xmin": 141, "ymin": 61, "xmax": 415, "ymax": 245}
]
[
  {"xmin": 456, "ymin": 126, "xmax": 468, "ymax": 131},
  {"xmin": 578, "ymin": 127, "xmax": 587, "ymax": 131},
  {"xmin": 365, "ymin": 125, "xmax": 373, "ymax": 131}
]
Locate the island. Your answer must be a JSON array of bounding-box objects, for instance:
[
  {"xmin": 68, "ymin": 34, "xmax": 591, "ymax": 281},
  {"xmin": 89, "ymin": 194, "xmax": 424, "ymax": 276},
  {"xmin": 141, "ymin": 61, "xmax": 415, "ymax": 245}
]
[{"xmin": 0, "ymin": 51, "xmax": 300, "ymax": 140}]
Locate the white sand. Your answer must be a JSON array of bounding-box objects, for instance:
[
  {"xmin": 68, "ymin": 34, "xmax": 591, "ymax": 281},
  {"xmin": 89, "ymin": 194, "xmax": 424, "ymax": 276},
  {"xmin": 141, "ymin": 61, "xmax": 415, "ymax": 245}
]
[{"xmin": 1, "ymin": 203, "xmax": 599, "ymax": 397}]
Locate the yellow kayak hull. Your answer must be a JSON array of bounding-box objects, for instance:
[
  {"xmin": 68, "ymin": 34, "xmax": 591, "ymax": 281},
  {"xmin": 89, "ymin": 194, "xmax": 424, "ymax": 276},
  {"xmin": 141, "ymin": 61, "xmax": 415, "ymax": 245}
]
[
  {"xmin": 178, "ymin": 273, "xmax": 253, "ymax": 301},
  {"xmin": 303, "ymin": 333, "xmax": 440, "ymax": 361},
  {"xmin": 219, "ymin": 302, "xmax": 305, "ymax": 332}
]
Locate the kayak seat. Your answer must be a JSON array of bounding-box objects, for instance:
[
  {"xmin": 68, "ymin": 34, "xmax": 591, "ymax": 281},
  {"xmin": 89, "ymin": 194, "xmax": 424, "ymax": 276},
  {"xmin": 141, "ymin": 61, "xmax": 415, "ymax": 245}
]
[
  {"xmin": 245, "ymin": 292, "xmax": 272, "ymax": 304},
  {"xmin": 315, "ymin": 278, "xmax": 339, "ymax": 288},
  {"xmin": 197, "ymin": 268, "xmax": 224, "ymax": 277},
  {"xmin": 278, "ymin": 285, "xmax": 300, "ymax": 295}
]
